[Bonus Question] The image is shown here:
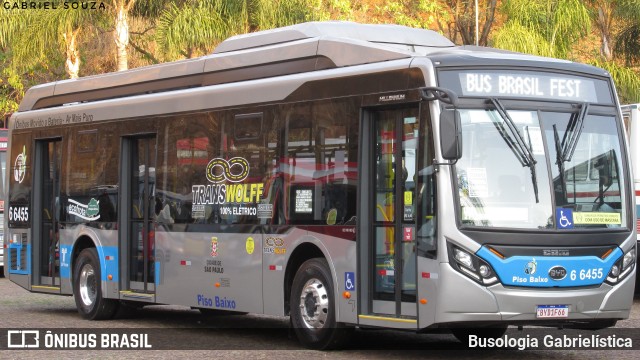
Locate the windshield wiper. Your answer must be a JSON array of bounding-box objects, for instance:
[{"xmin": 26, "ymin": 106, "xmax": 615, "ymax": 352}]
[
  {"xmin": 489, "ymin": 98, "xmax": 539, "ymax": 203},
  {"xmin": 554, "ymin": 103, "xmax": 589, "ymax": 206},
  {"xmin": 560, "ymin": 103, "xmax": 589, "ymax": 162},
  {"xmin": 553, "ymin": 124, "xmax": 568, "ymax": 205}
]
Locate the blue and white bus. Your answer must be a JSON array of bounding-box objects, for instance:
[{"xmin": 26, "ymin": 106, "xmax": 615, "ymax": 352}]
[{"xmin": 5, "ymin": 22, "xmax": 635, "ymax": 349}]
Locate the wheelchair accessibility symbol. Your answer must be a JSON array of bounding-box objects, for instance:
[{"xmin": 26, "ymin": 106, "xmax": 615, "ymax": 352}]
[
  {"xmin": 345, "ymin": 272, "xmax": 355, "ymax": 291},
  {"xmin": 556, "ymin": 208, "xmax": 574, "ymax": 229}
]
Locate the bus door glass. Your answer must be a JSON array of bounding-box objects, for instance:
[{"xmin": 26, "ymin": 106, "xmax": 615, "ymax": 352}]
[
  {"xmin": 34, "ymin": 139, "xmax": 62, "ymax": 287},
  {"xmin": 127, "ymin": 136, "xmax": 157, "ymax": 293},
  {"xmin": 371, "ymin": 106, "xmax": 419, "ymax": 316}
]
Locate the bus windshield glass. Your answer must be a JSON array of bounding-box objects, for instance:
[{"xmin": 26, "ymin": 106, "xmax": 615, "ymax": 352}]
[{"xmin": 456, "ymin": 107, "xmax": 627, "ymax": 230}]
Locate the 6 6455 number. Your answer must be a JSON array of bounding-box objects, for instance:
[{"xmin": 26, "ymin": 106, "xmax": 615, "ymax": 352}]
[
  {"xmin": 9, "ymin": 206, "xmax": 29, "ymax": 222},
  {"xmin": 569, "ymin": 268, "xmax": 603, "ymax": 281}
]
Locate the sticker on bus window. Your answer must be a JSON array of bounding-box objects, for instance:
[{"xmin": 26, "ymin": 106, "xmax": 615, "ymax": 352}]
[
  {"xmin": 556, "ymin": 208, "xmax": 574, "ymax": 229},
  {"xmin": 404, "ymin": 191, "xmax": 412, "ymax": 205},
  {"xmin": 573, "ymin": 212, "xmax": 621, "ymax": 225},
  {"xmin": 295, "ymin": 189, "xmax": 313, "ymax": 213},
  {"xmin": 14, "ymin": 145, "xmax": 27, "ymax": 183},
  {"xmin": 466, "ymin": 168, "xmax": 488, "ymax": 198}
]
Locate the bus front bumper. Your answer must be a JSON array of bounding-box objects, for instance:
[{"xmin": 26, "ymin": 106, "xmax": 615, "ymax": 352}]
[{"xmin": 434, "ymin": 262, "xmax": 634, "ymax": 325}]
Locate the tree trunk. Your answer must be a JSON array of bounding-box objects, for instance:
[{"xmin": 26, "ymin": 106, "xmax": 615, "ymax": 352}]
[
  {"xmin": 63, "ymin": 29, "xmax": 80, "ymax": 79},
  {"xmin": 601, "ymin": 33, "xmax": 612, "ymax": 61},
  {"xmin": 598, "ymin": 7, "xmax": 613, "ymax": 61},
  {"xmin": 479, "ymin": 0, "xmax": 498, "ymax": 47},
  {"xmin": 114, "ymin": 0, "xmax": 131, "ymax": 71}
]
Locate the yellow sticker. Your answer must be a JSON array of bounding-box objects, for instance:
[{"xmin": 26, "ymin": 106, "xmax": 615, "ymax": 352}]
[
  {"xmin": 404, "ymin": 191, "xmax": 412, "ymax": 205},
  {"xmin": 573, "ymin": 212, "xmax": 621, "ymax": 225},
  {"xmin": 326, "ymin": 208, "xmax": 337, "ymax": 225},
  {"xmin": 246, "ymin": 237, "xmax": 255, "ymax": 255}
]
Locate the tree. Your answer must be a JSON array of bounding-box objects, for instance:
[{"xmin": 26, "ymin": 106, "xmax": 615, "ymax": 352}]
[
  {"xmin": 442, "ymin": 0, "xmax": 498, "ymax": 45},
  {"xmin": 155, "ymin": 0, "xmax": 315, "ymax": 60},
  {"xmin": 0, "ymin": 1, "xmax": 107, "ymax": 79},
  {"xmin": 587, "ymin": 0, "xmax": 616, "ymax": 61},
  {"xmin": 155, "ymin": 0, "xmax": 242, "ymax": 59},
  {"xmin": 492, "ymin": 0, "xmax": 591, "ymax": 58},
  {"xmin": 614, "ymin": 0, "xmax": 640, "ymax": 65},
  {"xmin": 112, "ymin": 0, "xmax": 136, "ymax": 71}
]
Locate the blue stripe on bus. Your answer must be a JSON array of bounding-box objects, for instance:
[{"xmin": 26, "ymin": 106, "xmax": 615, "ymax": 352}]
[
  {"xmin": 60, "ymin": 245, "xmax": 119, "ymax": 282},
  {"xmin": 60, "ymin": 244, "xmax": 73, "ymax": 278},
  {"xmin": 96, "ymin": 246, "xmax": 119, "ymax": 283},
  {"xmin": 155, "ymin": 261, "xmax": 160, "ymax": 285},
  {"xmin": 476, "ymin": 246, "xmax": 623, "ymax": 287},
  {"xmin": 7, "ymin": 243, "xmax": 31, "ymax": 275}
]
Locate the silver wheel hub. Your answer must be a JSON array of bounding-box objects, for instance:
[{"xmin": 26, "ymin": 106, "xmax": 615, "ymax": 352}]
[
  {"xmin": 299, "ymin": 278, "xmax": 329, "ymax": 329},
  {"xmin": 79, "ymin": 264, "xmax": 97, "ymax": 307}
]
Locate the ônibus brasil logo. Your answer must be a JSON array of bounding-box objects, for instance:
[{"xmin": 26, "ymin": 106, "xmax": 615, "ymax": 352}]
[{"xmin": 14, "ymin": 145, "xmax": 26, "ymax": 183}]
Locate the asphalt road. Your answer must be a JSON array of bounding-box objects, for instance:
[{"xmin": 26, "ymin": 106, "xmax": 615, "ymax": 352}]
[{"xmin": 0, "ymin": 275, "xmax": 639, "ymax": 359}]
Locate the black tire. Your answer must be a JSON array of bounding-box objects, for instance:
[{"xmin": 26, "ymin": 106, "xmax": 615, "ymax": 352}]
[
  {"xmin": 72, "ymin": 248, "xmax": 117, "ymax": 320},
  {"xmin": 451, "ymin": 325, "xmax": 508, "ymax": 346},
  {"xmin": 290, "ymin": 258, "xmax": 353, "ymax": 350}
]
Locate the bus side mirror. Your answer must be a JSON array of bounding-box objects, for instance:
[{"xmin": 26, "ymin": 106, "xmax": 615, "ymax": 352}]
[{"xmin": 440, "ymin": 109, "xmax": 462, "ymax": 160}]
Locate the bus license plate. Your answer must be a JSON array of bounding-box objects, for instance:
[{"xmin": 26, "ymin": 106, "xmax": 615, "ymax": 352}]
[{"xmin": 536, "ymin": 305, "xmax": 569, "ymax": 318}]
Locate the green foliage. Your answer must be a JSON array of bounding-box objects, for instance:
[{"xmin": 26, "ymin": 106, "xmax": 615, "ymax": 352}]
[
  {"xmin": 615, "ymin": 22, "xmax": 640, "ymax": 65},
  {"xmin": 615, "ymin": 0, "xmax": 640, "ymax": 65},
  {"xmin": 1, "ymin": 0, "xmax": 639, "ymax": 111},
  {"xmin": 1, "ymin": 0, "xmax": 107, "ymax": 76},
  {"xmin": 496, "ymin": 0, "xmax": 591, "ymax": 58},
  {"xmin": 156, "ymin": 1, "xmax": 231, "ymax": 59},
  {"xmin": 376, "ymin": 0, "xmax": 431, "ymax": 28},
  {"xmin": 249, "ymin": 0, "xmax": 314, "ymax": 29},
  {"xmin": 492, "ymin": 22, "xmax": 555, "ymax": 57},
  {"xmin": 591, "ymin": 59, "xmax": 640, "ymax": 103},
  {"xmin": 155, "ymin": 0, "xmax": 318, "ymax": 60},
  {"xmin": 0, "ymin": 52, "xmax": 24, "ymax": 116}
]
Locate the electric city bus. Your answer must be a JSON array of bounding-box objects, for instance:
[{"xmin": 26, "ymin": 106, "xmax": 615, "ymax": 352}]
[
  {"xmin": 0, "ymin": 115, "xmax": 7, "ymax": 274},
  {"xmin": 5, "ymin": 22, "xmax": 636, "ymax": 349}
]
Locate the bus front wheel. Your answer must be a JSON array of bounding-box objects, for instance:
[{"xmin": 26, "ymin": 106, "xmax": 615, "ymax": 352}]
[
  {"xmin": 290, "ymin": 258, "xmax": 352, "ymax": 350},
  {"xmin": 73, "ymin": 248, "xmax": 117, "ymax": 320}
]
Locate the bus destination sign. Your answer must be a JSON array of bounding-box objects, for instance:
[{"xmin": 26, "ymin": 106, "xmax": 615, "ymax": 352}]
[{"xmin": 438, "ymin": 70, "xmax": 612, "ymax": 104}]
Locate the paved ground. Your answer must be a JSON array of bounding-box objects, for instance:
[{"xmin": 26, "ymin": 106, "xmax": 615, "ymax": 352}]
[{"xmin": 0, "ymin": 275, "xmax": 639, "ymax": 359}]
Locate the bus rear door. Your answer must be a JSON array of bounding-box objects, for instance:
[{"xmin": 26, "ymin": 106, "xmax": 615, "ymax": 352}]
[{"xmin": 120, "ymin": 135, "xmax": 157, "ymax": 301}]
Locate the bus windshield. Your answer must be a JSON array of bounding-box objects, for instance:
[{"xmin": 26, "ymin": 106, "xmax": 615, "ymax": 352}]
[{"xmin": 456, "ymin": 106, "xmax": 627, "ymax": 230}]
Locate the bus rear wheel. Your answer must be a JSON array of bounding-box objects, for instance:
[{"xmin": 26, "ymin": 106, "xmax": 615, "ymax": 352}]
[
  {"xmin": 290, "ymin": 258, "xmax": 352, "ymax": 350},
  {"xmin": 73, "ymin": 248, "xmax": 117, "ymax": 320}
]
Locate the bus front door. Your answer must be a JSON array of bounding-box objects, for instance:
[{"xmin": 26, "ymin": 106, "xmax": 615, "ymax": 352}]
[
  {"xmin": 33, "ymin": 138, "xmax": 62, "ymax": 290},
  {"xmin": 121, "ymin": 136, "xmax": 157, "ymax": 298},
  {"xmin": 365, "ymin": 106, "xmax": 419, "ymax": 321}
]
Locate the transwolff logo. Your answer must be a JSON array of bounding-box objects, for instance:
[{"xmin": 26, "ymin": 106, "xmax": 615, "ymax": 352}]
[{"xmin": 524, "ymin": 258, "xmax": 537, "ymax": 275}]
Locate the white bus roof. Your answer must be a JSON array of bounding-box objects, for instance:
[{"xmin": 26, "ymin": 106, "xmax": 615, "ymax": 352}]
[{"xmin": 18, "ymin": 21, "xmax": 454, "ymax": 112}]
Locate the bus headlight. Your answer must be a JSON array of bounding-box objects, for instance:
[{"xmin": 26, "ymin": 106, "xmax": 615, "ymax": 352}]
[
  {"xmin": 605, "ymin": 246, "xmax": 635, "ymax": 285},
  {"xmin": 622, "ymin": 247, "xmax": 636, "ymax": 270},
  {"xmin": 448, "ymin": 243, "xmax": 499, "ymax": 286},
  {"xmin": 453, "ymin": 248, "xmax": 474, "ymax": 270}
]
